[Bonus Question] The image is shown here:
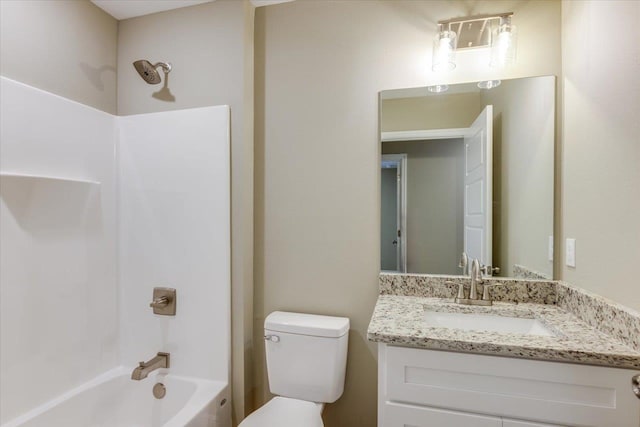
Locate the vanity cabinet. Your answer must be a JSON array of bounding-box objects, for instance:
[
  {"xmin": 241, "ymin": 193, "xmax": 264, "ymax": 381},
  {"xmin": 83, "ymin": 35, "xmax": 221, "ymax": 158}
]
[{"xmin": 378, "ymin": 344, "xmax": 640, "ymax": 427}]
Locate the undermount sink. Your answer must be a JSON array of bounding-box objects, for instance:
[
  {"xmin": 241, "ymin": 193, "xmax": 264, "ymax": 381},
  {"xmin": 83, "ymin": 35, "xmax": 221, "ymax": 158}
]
[{"xmin": 423, "ymin": 310, "xmax": 555, "ymax": 337}]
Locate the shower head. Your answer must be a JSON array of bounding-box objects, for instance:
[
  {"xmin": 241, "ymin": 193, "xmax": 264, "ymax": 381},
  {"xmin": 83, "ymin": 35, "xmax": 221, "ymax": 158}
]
[{"xmin": 133, "ymin": 60, "xmax": 172, "ymax": 85}]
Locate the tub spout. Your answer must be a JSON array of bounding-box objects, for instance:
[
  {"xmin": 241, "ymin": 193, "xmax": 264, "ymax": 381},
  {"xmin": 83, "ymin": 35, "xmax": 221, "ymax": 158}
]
[{"xmin": 131, "ymin": 352, "xmax": 170, "ymax": 381}]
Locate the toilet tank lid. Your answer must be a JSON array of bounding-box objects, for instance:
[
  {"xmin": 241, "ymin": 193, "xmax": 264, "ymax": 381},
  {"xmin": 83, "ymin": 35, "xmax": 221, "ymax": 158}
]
[{"xmin": 265, "ymin": 311, "xmax": 350, "ymax": 338}]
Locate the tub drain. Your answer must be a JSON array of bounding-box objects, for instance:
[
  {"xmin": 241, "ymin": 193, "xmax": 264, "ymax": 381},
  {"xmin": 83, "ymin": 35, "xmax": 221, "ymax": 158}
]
[{"xmin": 153, "ymin": 383, "xmax": 166, "ymax": 399}]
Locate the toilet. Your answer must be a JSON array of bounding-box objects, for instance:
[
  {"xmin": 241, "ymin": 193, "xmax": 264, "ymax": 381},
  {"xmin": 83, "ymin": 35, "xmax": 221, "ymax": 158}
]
[{"xmin": 240, "ymin": 311, "xmax": 350, "ymax": 427}]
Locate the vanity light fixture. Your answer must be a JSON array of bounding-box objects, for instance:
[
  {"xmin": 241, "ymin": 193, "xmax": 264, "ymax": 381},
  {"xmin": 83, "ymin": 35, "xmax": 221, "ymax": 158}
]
[{"xmin": 432, "ymin": 13, "xmax": 516, "ymax": 72}]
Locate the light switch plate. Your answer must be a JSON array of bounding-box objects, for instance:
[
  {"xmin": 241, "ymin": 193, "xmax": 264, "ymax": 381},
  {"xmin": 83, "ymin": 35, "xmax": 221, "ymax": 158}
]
[
  {"xmin": 548, "ymin": 236, "xmax": 554, "ymax": 262},
  {"xmin": 566, "ymin": 238, "xmax": 576, "ymax": 268}
]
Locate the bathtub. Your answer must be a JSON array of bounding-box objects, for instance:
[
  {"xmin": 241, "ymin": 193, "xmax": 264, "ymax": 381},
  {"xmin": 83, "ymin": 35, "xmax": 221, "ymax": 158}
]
[{"xmin": 1, "ymin": 367, "xmax": 230, "ymax": 427}]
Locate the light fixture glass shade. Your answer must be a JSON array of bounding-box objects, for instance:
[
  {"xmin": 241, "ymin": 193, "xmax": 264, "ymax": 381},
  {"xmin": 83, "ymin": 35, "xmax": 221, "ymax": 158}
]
[
  {"xmin": 432, "ymin": 29, "xmax": 457, "ymax": 72},
  {"xmin": 477, "ymin": 80, "xmax": 501, "ymax": 89},
  {"xmin": 490, "ymin": 20, "xmax": 517, "ymax": 68},
  {"xmin": 427, "ymin": 84, "xmax": 449, "ymax": 93}
]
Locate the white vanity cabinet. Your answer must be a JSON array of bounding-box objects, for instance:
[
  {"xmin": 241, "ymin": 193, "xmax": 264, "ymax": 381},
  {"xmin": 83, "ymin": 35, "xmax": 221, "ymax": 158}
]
[{"xmin": 378, "ymin": 344, "xmax": 640, "ymax": 427}]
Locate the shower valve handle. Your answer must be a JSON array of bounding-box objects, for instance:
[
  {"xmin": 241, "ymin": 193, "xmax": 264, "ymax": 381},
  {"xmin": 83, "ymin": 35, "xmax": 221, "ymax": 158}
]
[{"xmin": 149, "ymin": 296, "xmax": 169, "ymax": 309}]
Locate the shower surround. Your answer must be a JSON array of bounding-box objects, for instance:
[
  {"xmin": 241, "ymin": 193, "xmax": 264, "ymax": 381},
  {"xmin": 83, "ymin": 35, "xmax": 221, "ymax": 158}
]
[{"xmin": 0, "ymin": 77, "xmax": 231, "ymax": 426}]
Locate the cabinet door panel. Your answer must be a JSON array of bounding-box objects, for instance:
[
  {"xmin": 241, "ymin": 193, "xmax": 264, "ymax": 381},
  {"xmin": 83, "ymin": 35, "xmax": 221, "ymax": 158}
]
[
  {"xmin": 383, "ymin": 345, "xmax": 640, "ymax": 427},
  {"xmin": 383, "ymin": 402, "xmax": 501, "ymax": 427}
]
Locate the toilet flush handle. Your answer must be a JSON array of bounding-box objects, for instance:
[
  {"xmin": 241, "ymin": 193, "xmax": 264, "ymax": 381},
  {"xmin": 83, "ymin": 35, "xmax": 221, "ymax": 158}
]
[{"xmin": 264, "ymin": 335, "xmax": 280, "ymax": 343}]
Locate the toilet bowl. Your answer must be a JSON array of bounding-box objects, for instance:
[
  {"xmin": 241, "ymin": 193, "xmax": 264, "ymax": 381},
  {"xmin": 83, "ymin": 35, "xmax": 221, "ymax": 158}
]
[
  {"xmin": 239, "ymin": 311, "xmax": 350, "ymax": 427},
  {"xmin": 238, "ymin": 397, "xmax": 323, "ymax": 427}
]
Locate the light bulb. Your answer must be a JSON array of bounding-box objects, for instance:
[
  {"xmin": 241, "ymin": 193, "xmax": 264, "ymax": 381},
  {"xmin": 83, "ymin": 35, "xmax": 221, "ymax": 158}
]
[
  {"xmin": 477, "ymin": 80, "xmax": 501, "ymax": 89},
  {"xmin": 490, "ymin": 20, "xmax": 517, "ymax": 68},
  {"xmin": 432, "ymin": 29, "xmax": 457, "ymax": 72},
  {"xmin": 427, "ymin": 85, "xmax": 449, "ymax": 93}
]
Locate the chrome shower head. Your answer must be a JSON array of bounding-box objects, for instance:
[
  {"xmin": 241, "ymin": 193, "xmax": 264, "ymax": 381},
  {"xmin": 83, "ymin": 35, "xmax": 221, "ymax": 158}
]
[{"xmin": 133, "ymin": 60, "xmax": 172, "ymax": 85}]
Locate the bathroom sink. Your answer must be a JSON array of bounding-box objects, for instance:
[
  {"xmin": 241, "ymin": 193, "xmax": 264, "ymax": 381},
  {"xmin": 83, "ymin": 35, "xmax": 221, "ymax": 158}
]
[{"xmin": 423, "ymin": 310, "xmax": 555, "ymax": 337}]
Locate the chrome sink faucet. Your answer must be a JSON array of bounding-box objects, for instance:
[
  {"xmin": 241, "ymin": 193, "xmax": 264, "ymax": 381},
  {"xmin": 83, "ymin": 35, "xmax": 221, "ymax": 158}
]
[
  {"xmin": 131, "ymin": 352, "xmax": 170, "ymax": 381},
  {"xmin": 454, "ymin": 258, "xmax": 492, "ymax": 306}
]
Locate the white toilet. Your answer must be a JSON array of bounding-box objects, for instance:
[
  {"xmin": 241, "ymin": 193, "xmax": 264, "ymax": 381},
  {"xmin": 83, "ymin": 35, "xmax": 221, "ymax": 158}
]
[{"xmin": 240, "ymin": 311, "xmax": 350, "ymax": 427}]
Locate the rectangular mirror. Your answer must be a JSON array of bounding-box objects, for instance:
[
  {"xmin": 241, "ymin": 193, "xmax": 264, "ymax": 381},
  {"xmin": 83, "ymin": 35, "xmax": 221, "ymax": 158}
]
[{"xmin": 380, "ymin": 76, "xmax": 555, "ymax": 280}]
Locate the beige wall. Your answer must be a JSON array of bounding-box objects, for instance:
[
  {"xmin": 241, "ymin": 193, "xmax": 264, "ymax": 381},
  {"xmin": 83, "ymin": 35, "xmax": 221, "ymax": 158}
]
[
  {"xmin": 0, "ymin": 0, "xmax": 117, "ymax": 114},
  {"xmin": 117, "ymin": 1, "xmax": 256, "ymax": 423},
  {"xmin": 481, "ymin": 77, "xmax": 555, "ymax": 278},
  {"xmin": 381, "ymin": 92, "xmax": 482, "ymax": 131},
  {"xmin": 382, "ymin": 140, "xmax": 465, "ymax": 274},
  {"xmin": 254, "ymin": 1, "xmax": 561, "ymax": 425},
  {"xmin": 561, "ymin": 1, "xmax": 640, "ymax": 310}
]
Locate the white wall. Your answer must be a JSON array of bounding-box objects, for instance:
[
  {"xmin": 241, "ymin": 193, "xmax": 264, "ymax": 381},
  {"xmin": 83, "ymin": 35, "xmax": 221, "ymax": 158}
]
[
  {"xmin": 254, "ymin": 1, "xmax": 561, "ymax": 425},
  {"xmin": 481, "ymin": 77, "xmax": 555, "ymax": 278},
  {"xmin": 561, "ymin": 0, "xmax": 640, "ymax": 310},
  {"xmin": 117, "ymin": 107, "xmax": 231, "ymax": 382},
  {"xmin": 0, "ymin": 77, "xmax": 117, "ymax": 423},
  {"xmin": 117, "ymin": 2, "xmax": 255, "ymax": 419}
]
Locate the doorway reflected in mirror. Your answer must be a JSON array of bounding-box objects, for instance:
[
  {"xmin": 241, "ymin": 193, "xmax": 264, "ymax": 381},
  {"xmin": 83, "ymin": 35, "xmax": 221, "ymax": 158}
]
[{"xmin": 379, "ymin": 76, "xmax": 555, "ymax": 279}]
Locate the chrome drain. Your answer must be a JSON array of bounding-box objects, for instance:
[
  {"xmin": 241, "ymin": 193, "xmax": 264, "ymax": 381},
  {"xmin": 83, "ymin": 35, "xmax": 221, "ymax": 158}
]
[{"xmin": 153, "ymin": 382, "xmax": 166, "ymax": 399}]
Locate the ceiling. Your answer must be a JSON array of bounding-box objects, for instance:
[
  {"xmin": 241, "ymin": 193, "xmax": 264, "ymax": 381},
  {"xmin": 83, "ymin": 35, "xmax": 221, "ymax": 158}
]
[
  {"xmin": 91, "ymin": 1, "xmax": 214, "ymax": 20},
  {"xmin": 92, "ymin": 0, "xmax": 295, "ymax": 20}
]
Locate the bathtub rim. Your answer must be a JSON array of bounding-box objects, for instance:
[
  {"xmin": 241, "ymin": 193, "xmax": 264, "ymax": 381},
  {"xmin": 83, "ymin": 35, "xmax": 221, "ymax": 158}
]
[{"xmin": 0, "ymin": 366, "xmax": 228, "ymax": 427}]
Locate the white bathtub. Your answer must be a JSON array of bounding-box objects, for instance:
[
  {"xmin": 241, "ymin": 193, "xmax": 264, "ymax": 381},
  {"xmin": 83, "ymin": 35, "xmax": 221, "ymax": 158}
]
[{"xmin": 1, "ymin": 367, "xmax": 230, "ymax": 427}]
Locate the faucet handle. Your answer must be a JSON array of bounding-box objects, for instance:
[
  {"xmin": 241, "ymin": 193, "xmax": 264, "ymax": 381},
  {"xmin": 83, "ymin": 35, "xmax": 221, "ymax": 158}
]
[
  {"xmin": 150, "ymin": 288, "xmax": 176, "ymax": 316},
  {"xmin": 447, "ymin": 281, "xmax": 468, "ymax": 304},
  {"xmin": 149, "ymin": 296, "xmax": 169, "ymax": 308},
  {"xmin": 480, "ymin": 265, "xmax": 500, "ymax": 277}
]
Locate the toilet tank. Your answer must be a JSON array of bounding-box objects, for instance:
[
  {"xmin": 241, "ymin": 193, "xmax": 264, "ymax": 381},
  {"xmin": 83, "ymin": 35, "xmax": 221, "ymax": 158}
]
[{"xmin": 264, "ymin": 311, "xmax": 349, "ymax": 403}]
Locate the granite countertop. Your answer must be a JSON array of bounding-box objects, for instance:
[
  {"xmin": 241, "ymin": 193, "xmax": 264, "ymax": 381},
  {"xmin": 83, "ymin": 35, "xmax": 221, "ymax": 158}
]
[{"xmin": 367, "ymin": 294, "xmax": 640, "ymax": 369}]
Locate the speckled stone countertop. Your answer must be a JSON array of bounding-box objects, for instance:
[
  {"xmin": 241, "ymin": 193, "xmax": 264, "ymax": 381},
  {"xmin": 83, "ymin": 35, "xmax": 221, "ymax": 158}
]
[{"xmin": 368, "ymin": 294, "xmax": 640, "ymax": 369}]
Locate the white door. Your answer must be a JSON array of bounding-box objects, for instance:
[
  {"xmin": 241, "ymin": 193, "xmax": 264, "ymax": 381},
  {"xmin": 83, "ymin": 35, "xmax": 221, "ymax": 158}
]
[{"xmin": 463, "ymin": 105, "xmax": 493, "ymax": 266}]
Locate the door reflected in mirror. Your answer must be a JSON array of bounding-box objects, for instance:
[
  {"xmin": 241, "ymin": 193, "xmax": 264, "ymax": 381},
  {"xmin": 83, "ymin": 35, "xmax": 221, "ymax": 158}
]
[{"xmin": 379, "ymin": 76, "xmax": 555, "ymax": 279}]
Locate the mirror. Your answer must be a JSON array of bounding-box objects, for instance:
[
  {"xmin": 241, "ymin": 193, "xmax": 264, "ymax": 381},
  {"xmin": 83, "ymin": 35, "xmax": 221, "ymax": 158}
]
[{"xmin": 380, "ymin": 76, "xmax": 555, "ymax": 280}]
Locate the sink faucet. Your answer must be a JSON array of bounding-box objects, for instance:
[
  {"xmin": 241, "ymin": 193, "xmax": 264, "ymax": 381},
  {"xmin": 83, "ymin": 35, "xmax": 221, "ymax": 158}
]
[
  {"xmin": 470, "ymin": 258, "xmax": 481, "ymax": 300},
  {"xmin": 131, "ymin": 352, "xmax": 170, "ymax": 381},
  {"xmin": 454, "ymin": 258, "xmax": 492, "ymax": 306}
]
